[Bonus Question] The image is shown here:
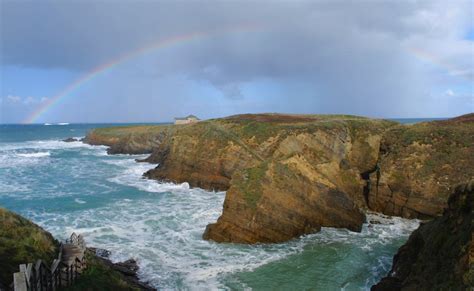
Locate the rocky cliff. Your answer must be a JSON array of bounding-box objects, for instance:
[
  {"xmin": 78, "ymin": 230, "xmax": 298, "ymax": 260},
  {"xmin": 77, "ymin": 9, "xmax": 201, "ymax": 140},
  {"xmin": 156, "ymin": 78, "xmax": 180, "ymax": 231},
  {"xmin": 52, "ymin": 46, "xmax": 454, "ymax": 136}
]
[
  {"xmin": 367, "ymin": 114, "xmax": 474, "ymax": 219},
  {"xmin": 86, "ymin": 114, "xmax": 396, "ymax": 243},
  {"xmin": 200, "ymin": 115, "xmax": 394, "ymax": 243},
  {"xmin": 84, "ymin": 113, "xmax": 474, "ymax": 244},
  {"xmin": 372, "ymin": 180, "xmax": 474, "ymax": 290},
  {"xmin": 83, "ymin": 125, "xmax": 172, "ymax": 154}
]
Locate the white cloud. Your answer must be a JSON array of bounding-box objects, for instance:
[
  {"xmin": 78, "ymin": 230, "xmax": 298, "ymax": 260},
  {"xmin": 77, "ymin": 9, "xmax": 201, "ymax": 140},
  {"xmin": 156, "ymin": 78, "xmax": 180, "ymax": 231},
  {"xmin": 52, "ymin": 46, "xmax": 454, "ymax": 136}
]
[
  {"xmin": 445, "ymin": 89, "xmax": 455, "ymax": 96},
  {"xmin": 6, "ymin": 95, "xmax": 21, "ymax": 103},
  {"xmin": 23, "ymin": 96, "xmax": 36, "ymax": 105},
  {"xmin": 3, "ymin": 95, "xmax": 49, "ymax": 105}
]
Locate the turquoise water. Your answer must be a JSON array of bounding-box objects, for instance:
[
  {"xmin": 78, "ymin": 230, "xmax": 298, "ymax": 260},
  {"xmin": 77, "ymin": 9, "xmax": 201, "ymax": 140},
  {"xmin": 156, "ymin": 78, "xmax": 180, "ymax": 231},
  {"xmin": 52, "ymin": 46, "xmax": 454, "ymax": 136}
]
[{"xmin": 0, "ymin": 123, "xmax": 420, "ymax": 290}]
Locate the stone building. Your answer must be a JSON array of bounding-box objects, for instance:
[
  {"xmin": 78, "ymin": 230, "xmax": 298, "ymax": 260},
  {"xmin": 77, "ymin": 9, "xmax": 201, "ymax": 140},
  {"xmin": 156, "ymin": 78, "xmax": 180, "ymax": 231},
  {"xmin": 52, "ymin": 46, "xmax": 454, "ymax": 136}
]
[{"xmin": 174, "ymin": 115, "xmax": 200, "ymax": 125}]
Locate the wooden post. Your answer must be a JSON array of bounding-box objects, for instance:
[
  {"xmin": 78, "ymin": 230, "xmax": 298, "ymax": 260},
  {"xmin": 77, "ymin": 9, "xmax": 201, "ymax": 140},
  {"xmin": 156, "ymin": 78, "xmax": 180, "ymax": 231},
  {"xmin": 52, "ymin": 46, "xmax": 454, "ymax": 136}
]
[{"xmin": 13, "ymin": 272, "xmax": 27, "ymax": 291}]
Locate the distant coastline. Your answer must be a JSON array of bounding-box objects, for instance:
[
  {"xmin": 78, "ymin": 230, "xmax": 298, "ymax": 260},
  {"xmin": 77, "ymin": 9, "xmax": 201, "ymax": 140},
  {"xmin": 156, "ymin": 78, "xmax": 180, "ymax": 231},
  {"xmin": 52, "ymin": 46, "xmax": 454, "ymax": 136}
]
[{"xmin": 0, "ymin": 117, "xmax": 451, "ymax": 126}]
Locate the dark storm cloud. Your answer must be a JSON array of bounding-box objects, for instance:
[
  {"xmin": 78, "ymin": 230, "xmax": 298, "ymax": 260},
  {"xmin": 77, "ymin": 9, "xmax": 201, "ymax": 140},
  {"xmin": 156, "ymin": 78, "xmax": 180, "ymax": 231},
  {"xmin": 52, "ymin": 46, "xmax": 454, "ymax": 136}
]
[{"xmin": 1, "ymin": 0, "xmax": 472, "ymax": 115}]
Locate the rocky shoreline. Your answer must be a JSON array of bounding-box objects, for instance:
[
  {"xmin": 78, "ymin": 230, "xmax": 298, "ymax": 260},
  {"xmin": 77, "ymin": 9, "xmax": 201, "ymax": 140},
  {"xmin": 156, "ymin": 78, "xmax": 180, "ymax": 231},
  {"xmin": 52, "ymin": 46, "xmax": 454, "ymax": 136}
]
[
  {"xmin": 82, "ymin": 113, "xmax": 473, "ymax": 288},
  {"xmin": 84, "ymin": 113, "xmax": 473, "ymax": 243},
  {"xmin": 87, "ymin": 247, "xmax": 156, "ymax": 290}
]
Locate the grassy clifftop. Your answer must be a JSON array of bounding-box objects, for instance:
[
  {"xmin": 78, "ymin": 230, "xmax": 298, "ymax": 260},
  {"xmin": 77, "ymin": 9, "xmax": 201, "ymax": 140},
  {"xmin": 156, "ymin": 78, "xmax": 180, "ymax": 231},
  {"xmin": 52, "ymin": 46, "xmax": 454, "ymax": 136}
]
[
  {"xmin": 84, "ymin": 124, "xmax": 172, "ymax": 154},
  {"xmin": 368, "ymin": 113, "xmax": 474, "ymax": 218},
  {"xmin": 0, "ymin": 208, "xmax": 60, "ymax": 287}
]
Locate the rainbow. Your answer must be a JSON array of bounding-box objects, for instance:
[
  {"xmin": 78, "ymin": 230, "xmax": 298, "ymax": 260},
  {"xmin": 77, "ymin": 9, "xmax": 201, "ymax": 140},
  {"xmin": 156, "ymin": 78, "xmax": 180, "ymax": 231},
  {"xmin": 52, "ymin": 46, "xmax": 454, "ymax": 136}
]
[
  {"xmin": 408, "ymin": 47, "xmax": 472, "ymax": 82},
  {"xmin": 25, "ymin": 24, "xmax": 260, "ymax": 124}
]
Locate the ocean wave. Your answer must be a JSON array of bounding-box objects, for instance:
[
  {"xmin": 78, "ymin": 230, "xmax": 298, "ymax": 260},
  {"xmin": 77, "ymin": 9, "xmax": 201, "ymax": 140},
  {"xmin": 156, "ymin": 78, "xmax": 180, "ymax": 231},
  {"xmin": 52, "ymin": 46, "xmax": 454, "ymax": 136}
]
[
  {"xmin": 17, "ymin": 152, "xmax": 50, "ymax": 158},
  {"xmin": 0, "ymin": 139, "xmax": 107, "ymax": 151},
  {"xmin": 105, "ymin": 158, "xmax": 193, "ymax": 193},
  {"xmin": 74, "ymin": 198, "xmax": 86, "ymax": 204},
  {"xmin": 29, "ymin": 162, "xmax": 419, "ymax": 290},
  {"xmin": 11, "ymin": 147, "xmax": 419, "ymax": 289}
]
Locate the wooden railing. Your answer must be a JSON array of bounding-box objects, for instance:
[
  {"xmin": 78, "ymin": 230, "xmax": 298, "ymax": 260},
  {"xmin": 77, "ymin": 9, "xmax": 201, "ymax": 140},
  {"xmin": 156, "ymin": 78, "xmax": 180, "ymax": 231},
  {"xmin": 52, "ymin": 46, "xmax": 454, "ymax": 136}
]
[{"xmin": 12, "ymin": 233, "xmax": 87, "ymax": 291}]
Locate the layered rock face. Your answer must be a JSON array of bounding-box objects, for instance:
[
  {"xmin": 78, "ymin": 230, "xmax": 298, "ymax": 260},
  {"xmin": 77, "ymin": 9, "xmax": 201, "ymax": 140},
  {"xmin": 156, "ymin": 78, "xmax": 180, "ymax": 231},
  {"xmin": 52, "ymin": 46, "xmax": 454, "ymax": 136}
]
[
  {"xmin": 84, "ymin": 113, "xmax": 474, "ymax": 244},
  {"xmin": 372, "ymin": 180, "xmax": 474, "ymax": 290},
  {"xmin": 140, "ymin": 114, "xmax": 395, "ymax": 243},
  {"xmin": 143, "ymin": 119, "xmax": 262, "ymax": 191},
  {"xmin": 367, "ymin": 114, "xmax": 474, "ymax": 219},
  {"xmin": 201, "ymin": 115, "xmax": 394, "ymax": 243}
]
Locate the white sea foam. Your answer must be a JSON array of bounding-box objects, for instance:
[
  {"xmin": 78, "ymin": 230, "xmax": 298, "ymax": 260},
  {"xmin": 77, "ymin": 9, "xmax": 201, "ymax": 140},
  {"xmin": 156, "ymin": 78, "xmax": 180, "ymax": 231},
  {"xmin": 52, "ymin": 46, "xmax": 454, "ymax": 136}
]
[
  {"xmin": 7, "ymin": 143, "xmax": 419, "ymax": 289},
  {"xmin": 28, "ymin": 153, "xmax": 420, "ymax": 289},
  {"xmin": 34, "ymin": 195, "xmax": 419, "ymax": 289},
  {"xmin": 105, "ymin": 158, "xmax": 191, "ymax": 193},
  {"xmin": 57, "ymin": 123, "xmax": 70, "ymax": 125},
  {"xmin": 75, "ymin": 198, "xmax": 86, "ymax": 204},
  {"xmin": 0, "ymin": 139, "xmax": 106, "ymax": 151},
  {"xmin": 17, "ymin": 152, "xmax": 50, "ymax": 158}
]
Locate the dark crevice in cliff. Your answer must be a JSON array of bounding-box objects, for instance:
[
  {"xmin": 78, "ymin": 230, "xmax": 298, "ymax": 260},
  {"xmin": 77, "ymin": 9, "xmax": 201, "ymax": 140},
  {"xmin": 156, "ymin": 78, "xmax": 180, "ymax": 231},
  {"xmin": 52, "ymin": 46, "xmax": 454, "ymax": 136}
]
[{"xmin": 360, "ymin": 162, "xmax": 380, "ymax": 207}]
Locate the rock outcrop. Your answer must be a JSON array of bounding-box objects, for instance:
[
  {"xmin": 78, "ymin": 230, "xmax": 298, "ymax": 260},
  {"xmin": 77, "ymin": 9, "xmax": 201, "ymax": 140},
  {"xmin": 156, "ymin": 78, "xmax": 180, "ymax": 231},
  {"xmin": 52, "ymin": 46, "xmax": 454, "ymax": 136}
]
[
  {"xmin": 372, "ymin": 180, "xmax": 474, "ymax": 290},
  {"xmin": 84, "ymin": 125, "xmax": 172, "ymax": 154},
  {"xmin": 87, "ymin": 114, "xmax": 395, "ymax": 242},
  {"xmin": 200, "ymin": 115, "xmax": 394, "ymax": 243},
  {"xmin": 63, "ymin": 137, "xmax": 79, "ymax": 142},
  {"xmin": 87, "ymin": 248, "xmax": 156, "ymax": 290},
  {"xmin": 84, "ymin": 113, "xmax": 474, "ymax": 244},
  {"xmin": 367, "ymin": 113, "xmax": 474, "ymax": 219}
]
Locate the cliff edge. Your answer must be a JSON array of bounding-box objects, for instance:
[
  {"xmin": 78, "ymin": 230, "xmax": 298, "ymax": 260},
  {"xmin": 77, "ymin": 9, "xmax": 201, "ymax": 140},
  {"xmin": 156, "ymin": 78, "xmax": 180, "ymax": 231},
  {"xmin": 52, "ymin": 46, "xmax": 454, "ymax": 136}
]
[{"xmin": 372, "ymin": 180, "xmax": 474, "ymax": 290}]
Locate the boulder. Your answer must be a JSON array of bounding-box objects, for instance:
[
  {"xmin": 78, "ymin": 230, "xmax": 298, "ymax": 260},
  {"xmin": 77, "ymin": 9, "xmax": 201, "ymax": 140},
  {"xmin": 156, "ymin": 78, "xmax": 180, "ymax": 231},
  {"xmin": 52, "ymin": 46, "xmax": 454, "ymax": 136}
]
[{"xmin": 63, "ymin": 137, "xmax": 78, "ymax": 142}]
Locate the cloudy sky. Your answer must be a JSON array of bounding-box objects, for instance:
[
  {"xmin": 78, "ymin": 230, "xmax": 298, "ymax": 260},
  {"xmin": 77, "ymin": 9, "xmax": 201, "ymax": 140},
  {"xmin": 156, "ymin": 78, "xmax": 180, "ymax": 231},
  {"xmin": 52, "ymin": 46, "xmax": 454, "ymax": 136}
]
[{"xmin": 1, "ymin": 0, "xmax": 473, "ymax": 123}]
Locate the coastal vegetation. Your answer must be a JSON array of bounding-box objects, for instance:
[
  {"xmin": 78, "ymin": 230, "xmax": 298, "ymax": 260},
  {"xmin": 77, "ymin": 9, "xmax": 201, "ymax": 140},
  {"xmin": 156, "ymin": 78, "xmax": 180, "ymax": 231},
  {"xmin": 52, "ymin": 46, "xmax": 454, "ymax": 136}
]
[
  {"xmin": 65, "ymin": 250, "xmax": 142, "ymax": 291},
  {"xmin": 0, "ymin": 207, "xmax": 59, "ymax": 287}
]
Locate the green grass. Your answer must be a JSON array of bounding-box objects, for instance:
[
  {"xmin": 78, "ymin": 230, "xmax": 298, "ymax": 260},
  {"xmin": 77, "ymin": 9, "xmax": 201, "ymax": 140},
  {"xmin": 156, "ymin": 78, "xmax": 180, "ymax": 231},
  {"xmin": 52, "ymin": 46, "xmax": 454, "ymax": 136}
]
[
  {"xmin": 233, "ymin": 162, "xmax": 269, "ymax": 208},
  {"xmin": 0, "ymin": 208, "xmax": 60, "ymax": 286},
  {"xmin": 90, "ymin": 124, "xmax": 171, "ymax": 137},
  {"xmin": 63, "ymin": 251, "xmax": 141, "ymax": 291}
]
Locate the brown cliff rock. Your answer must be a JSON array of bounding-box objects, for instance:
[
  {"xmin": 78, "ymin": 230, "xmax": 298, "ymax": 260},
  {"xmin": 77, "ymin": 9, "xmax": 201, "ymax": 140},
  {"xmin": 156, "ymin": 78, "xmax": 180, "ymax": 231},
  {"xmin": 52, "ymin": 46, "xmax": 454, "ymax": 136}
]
[
  {"xmin": 143, "ymin": 120, "xmax": 261, "ymax": 191},
  {"xmin": 367, "ymin": 113, "xmax": 474, "ymax": 219},
  {"xmin": 84, "ymin": 113, "xmax": 474, "ymax": 244},
  {"xmin": 197, "ymin": 115, "xmax": 394, "ymax": 242},
  {"xmin": 372, "ymin": 180, "xmax": 474, "ymax": 290},
  {"xmin": 83, "ymin": 125, "xmax": 171, "ymax": 154}
]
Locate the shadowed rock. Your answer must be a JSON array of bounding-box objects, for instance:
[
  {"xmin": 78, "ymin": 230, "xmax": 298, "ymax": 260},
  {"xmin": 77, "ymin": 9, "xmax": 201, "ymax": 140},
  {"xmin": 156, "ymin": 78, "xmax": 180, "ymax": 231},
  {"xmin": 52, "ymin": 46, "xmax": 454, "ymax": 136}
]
[
  {"xmin": 372, "ymin": 180, "xmax": 474, "ymax": 290},
  {"xmin": 63, "ymin": 137, "xmax": 78, "ymax": 142}
]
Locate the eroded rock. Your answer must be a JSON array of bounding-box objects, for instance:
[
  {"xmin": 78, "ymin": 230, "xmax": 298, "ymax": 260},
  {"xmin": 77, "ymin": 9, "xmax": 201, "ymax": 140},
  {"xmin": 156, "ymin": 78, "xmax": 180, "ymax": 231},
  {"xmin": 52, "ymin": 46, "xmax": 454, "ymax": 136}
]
[{"xmin": 372, "ymin": 180, "xmax": 474, "ymax": 290}]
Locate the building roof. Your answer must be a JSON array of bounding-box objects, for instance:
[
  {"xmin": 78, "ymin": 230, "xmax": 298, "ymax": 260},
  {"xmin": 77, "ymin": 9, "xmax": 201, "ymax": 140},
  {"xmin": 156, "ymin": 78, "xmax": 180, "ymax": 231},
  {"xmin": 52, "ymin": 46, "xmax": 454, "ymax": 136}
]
[{"xmin": 174, "ymin": 115, "xmax": 200, "ymax": 120}]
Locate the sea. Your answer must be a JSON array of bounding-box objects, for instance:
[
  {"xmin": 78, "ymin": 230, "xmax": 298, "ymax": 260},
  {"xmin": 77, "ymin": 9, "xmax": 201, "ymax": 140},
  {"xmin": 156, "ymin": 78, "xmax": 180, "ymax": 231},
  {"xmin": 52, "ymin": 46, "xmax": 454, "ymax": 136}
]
[{"xmin": 0, "ymin": 119, "xmax": 439, "ymax": 290}]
